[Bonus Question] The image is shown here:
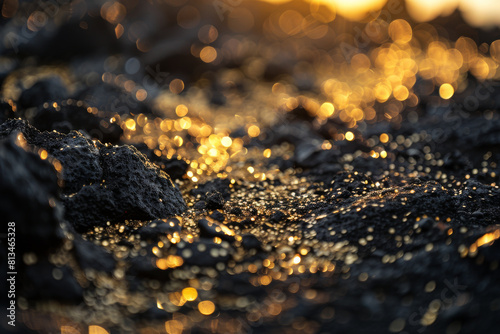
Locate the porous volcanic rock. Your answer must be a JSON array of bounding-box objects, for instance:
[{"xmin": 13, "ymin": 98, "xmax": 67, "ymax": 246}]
[{"xmin": 0, "ymin": 119, "xmax": 186, "ymax": 232}]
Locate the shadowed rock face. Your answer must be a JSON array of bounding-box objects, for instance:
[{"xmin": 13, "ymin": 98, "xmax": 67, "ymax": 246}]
[
  {"xmin": 0, "ymin": 132, "xmax": 84, "ymax": 303},
  {"xmin": 0, "ymin": 119, "xmax": 187, "ymax": 232},
  {"xmin": 0, "ymin": 134, "xmax": 64, "ymax": 255},
  {"xmin": 17, "ymin": 77, "xmax": 69, "ymax": 110}
]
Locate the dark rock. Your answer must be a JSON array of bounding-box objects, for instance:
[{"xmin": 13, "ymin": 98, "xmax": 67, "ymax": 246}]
[
  {"xmin": 210, "ymin": 210, "xmax": 225, "ymax": 222},
  {"xmin": 191, "ymin": 178, "xmax": 231, "ymax": 199},
  {"xmin": 241, "ymin": 234, "xmax": 261, "ymax": 249},
  {"xmin": 417, "ymin": 218, "xmax": 435, "ymax": 231},
  {"xmin": 73, "ymin": 238, "xmax": 116, "ymax": 272},
  {"xmin": 0, "ymin": 100, "xmax": 16, "ymax": 123},
  {"xmin": 65, "ymin": 144, "xmax": 186, "ymax": 231},
  {"xmin": 134, "ymin": 143, "xmax": 188, "ymax": 180},
  {"xmin": 25, "ymin": 100, "xmax": 123, "ymax": 143},
  {"xmin": 17, "ymin": 77, "xmax": 69, "ymax": 110},
  {"xmin": 269, "ymin": 211, "xmax": 286, "ymax": 223},
  {"xmin": 230, "ymin": 207, "xmax": 243, "ymax": 216},
  {"xmin": 198, "ymin": 218, "xmax": 235, "ymax": 242},
  {"xmin": 22, "ymin": 259, "xmax": 82, "ymax": 302},
  {"xmin": 0, "ymin": 133, "xmax": 64, "ymax": 255},
  {"xmin": 128, "ymin": 253, "xmax": 167, "ymax": 280},
  {"xmin": 76, "ymin": 82, "xmax": 155, "ymax": 116},
  {"xmin": 0, "ymin": 118, "xmax": 102, "ymax": 195},
  {"xmin": 472, "ymin": 211, "xmax": 484, "ymax": 218},
  {"xmin": 0, "ymin": 119, "xmax": 186, "ymax": 232},
  {"xmin": 193, "ymin": 200, "xmax": 206, "ymax": 210},
  {"xmin": 205, "ymin": 190, "xmax": 225, "ymax": 210},
  {"xmin": 135, "ymin": 218, "xmax": 181, "ymax": 241},
  {"xmin": 248, "ymin": 206, "xmax": 258, "ymax": 216}
]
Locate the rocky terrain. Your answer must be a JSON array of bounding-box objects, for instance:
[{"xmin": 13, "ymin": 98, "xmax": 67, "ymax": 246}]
[{"xmin": 1, "ymin": 1, "xmax": 500, "ymax": 333}]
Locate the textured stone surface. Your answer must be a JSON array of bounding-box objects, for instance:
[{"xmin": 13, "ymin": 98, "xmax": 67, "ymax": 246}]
[{"xmin": 0, "ymin": 119, "xmax": 186, "ymax": 232}]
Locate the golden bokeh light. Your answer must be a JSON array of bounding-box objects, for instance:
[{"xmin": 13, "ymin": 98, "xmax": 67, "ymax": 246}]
[
  {"xmin": 200, "ymin": 46, "xmax": 217, "ymax": 63},
  {"xmin": 439, "ymin": 83, "xmax": 454, "ymax": 99},
  {"xmin": 345, "ymin": 131, "xmax": 355, "ymax": 141},
  {"xmin": 89, "ymin": 326, "xmax": 109, "ymax": 334},
  {"xmin": 198, "ymin": 300, "xmax": 216, "ymax": 315},
  {"xmin": 182, "ymin": 287, "xmax": 198, "ymax": 301}
]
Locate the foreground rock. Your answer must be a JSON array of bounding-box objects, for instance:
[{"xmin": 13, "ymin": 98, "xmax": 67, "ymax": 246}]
[
  {"xmin": 0, "ymin": 134, "xmax": 82, "ymax": 302},
  {"xmin": 0, "ymin": 134, "xmax": 63, "ymax": 255},
  {"xmin": 0, "ymin": 119, "xmax": 186, "ymax": 231}
]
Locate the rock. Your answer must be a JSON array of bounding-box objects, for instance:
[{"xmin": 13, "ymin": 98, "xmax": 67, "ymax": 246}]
[
  {"xmin": 241, "ymin": 234, "xmax": 261, "ymax": 250},
  {"xmin": 76, "ymin": 82, "xmax": 154, "ymax": 116},
  {"xmin": 230, "ymin": 207, "xmax": 243, "ymax": 216},
  {"xmin": 198, "ymin": 218, "xmax": 235, "ymax": 242},
  {"xmin": 0, "ymin": 119, "xmax": 186, "ymax": 232},
  {"xmin": 135, "ymin": 218, "xmax": 181, "ymax": 241},
  {"xmin": 73, "ymin": 238, "xmax": 116, "ymax": 272},
  {"xmin": 269, "ymin": 210, "xmax": 286, "ymax": 223},
  {"xmin": 417, "ymin": 218, "xmax": 434, "ymax": 231},
  {"xmin": 193, "ymin": 200, "xmax": 206, "ymax": 210},
  {"xmin": 191, "ymin": 178, "xmax": 231, "ymax": 199},
  {"xmin": 17, "ymin": 76, "xmax": 69, "ymax": 110},
  {"xmin": 472, "ymin": 211, "xmax": 484, "ymax": 218},
  {"xmin": 64, "ymin": 144, "xmax": 186, "ymax": 231},
  {"xmin": 210, "ymin": 210, "xmax": 225, "ymax": 222},
  {"xmin": 0, "ymin": 135, "xmax": 81, "ymax": 302},
  {"xmin": 0, "ymin": 100, "xmax": 16, "ymax": 123},
  {"xmin": 134, "ymin": 143, "xmax": 188, "ymax": 180},
  {"xmin": 25, "ymin": 100, "xmax": 123, "ymax": 143},
  {"xmin": 205, "ymin": 190, "xmax": 225, "ymax": 210},
  {"xmin": 128, "ymin": 253, "xmax": 167, "ymax": 280},
  {"xmin": 22, "ymin": 259, "xmax": 82, "ymax": 302},
  {"xmin": 0, "ymin": 118, "xmax": 103, "ymax": 194},
  {"xmin": 0, "ymin": 133, "xmax": 64, "ymax": 255}
]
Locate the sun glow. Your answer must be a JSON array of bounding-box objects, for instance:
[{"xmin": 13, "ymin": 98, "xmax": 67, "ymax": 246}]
[{"xmin": 260, "ymin": 0, "xmax": 500, "ymax": 26}]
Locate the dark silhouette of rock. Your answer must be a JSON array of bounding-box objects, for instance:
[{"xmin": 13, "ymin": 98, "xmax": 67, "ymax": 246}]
[
  {"xmin": 23, "ymin": 100, "xmax": 123, "ymax": 143},
  {"xmin": 191, "ymin": 178, "xmax": 231, "ymax": 199},
  {"xmin": 210, "ymin": 210, "xmax": 225, "ymax": 222},
  {"xmin": 76, "ymin": 82, "xmax": 155, "ymax": 116},
  {"xmin": 64, "ymin": 143, "xmax": 186, "ymax": 231},
  {"xmin": 73, "ymin": 237, "xmax": 116, "ymax": 272},
  {"xmin": 17, "ymin": 77, "xmax": 69, "ymax": 110},
  {"xmin": 0, "ymin": 134, "xmax": 82, "ymax": 302},
  {"xmin": 0, "ymin": 100, "xmax": 16, "ymax": 123},
  {"xmin": 205, "ymin": 190, "xmax": 225, "ymax": 210},
  {"xmin": 0, "ymin": 134, "xmax": 64, "ymax": 254},
  {"xmin": 198, "ymin": 218, "xmax": 235, "ymax": 242},
  {"xmin": 134, "ymin": 218, "xmax": 181, "ymax": 241},
  {"xmin": 241, "ymin": 234, "xmax": 261, "ymax": 249}
]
